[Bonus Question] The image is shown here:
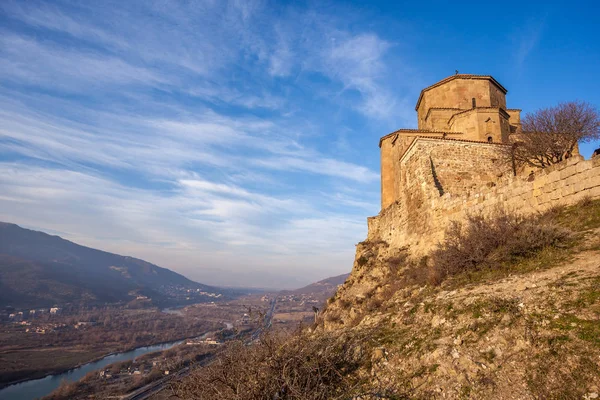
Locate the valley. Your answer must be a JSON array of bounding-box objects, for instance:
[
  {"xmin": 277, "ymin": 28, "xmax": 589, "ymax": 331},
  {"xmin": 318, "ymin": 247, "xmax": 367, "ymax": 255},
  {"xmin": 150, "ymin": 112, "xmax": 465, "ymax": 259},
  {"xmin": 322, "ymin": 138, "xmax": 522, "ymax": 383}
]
[
  {"xmin": 0, "ymin": 223, "xmax": 271, "ymax": 397},
  {"xmin": 0, "ymin": 273, "xmax": 347, "ymax": 399},
  {"xmin": 0, "ymin": 306, "xmax": 223, "ymax": 389},
  {"xmin": 0, "ymin": 193, "xmax": 349, "ymax": 400}
]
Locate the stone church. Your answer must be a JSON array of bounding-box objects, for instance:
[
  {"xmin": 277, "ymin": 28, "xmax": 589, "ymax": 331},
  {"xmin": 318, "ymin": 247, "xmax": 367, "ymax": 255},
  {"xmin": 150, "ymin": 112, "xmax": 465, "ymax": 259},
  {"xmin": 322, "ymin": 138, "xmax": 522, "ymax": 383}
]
[
  {"xmin": 367, "ymin": 73, "xmax": 598, "ymax": 257},
  {"xmin": 379, "ymin": 74, "xmax": 521, "ymax": 210}
]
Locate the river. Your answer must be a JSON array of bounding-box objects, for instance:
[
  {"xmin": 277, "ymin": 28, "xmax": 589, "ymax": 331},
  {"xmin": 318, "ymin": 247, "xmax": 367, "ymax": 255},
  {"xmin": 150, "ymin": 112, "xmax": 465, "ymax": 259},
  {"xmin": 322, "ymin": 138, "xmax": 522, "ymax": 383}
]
[{"xmin": 0, "ymin": 340, "xmax": 183, "ymax": 400}]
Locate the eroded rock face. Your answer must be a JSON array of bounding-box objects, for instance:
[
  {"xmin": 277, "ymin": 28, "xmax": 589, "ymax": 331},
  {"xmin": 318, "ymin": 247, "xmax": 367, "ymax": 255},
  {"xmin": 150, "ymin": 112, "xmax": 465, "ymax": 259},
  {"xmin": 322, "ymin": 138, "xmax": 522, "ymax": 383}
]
[
  {"xmin": 322, "ymin": 242, "xmax": 600, "ymax": 399},
  {"xmin": 322, "ymin": 239, "xmax": 402, "ymax": 330}
]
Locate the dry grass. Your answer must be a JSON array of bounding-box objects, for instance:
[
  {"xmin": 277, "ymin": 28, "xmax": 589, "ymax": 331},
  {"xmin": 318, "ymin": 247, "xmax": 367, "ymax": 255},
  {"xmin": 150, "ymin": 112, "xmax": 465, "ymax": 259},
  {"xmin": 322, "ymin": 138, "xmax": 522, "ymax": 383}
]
[
  {"xmin": 429, "ymin": 209, "xmax": 572, "ymax": 285},
  {"xmin": 174, "ymin": 329, "xmax": 410, "ymax": 400},
  {"xmin": 372, "ymin": 199, "xmax": 600, "ymax": 294}
]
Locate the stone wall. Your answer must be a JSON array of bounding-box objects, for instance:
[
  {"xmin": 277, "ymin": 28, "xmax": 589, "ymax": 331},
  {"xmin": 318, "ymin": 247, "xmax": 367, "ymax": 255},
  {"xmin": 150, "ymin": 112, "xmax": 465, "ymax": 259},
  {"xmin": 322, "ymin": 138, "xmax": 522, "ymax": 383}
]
[
  {"xmin": 380, "ymin": 132, "xmax": 463, "ymax": 209},
  {"xmin": 506, "ymin": 109, "xmax": 521, "ymax": 133},
  {"xmin": 368, "ymin": 138, "xmax": 600, "ymax": 257},
  {"xmin": 489, "ymin": 84, "xmax": 507, "ymax": 109},
  {"xmin": 424, "ymin": 108, "xmax": 460, "ymax": 131},
  {"xmin": 448, "ymin": 108, "xmax": 511, "ymax": 142},
  {"xmin": 418, "ymin": 79, "xmax": 494, "ymax": 129},
  {"xmin": 417, "ymin": 76, "xmax": 507, "ymax": 130}
]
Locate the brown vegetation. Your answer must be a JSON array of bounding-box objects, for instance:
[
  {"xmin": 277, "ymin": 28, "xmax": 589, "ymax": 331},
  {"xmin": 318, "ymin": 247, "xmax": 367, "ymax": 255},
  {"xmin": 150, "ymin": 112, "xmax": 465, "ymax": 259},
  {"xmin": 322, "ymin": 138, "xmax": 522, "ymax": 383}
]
[
  {"xmin": 505, "ymin": 101, "xmax": 600, "ymax": 169},
  {"xmin": 174, "ymin": 328, "xmax": 409, "ymax": 400},
  {"xmin": 429, "ymin": 209, "xmax": 572, "ymax": 285}
]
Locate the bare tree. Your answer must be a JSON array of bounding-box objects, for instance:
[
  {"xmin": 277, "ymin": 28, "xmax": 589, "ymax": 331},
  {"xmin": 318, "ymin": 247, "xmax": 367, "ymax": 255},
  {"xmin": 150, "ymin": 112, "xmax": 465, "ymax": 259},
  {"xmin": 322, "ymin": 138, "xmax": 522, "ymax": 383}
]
[{"xmin": 506, "ymin": 101, "xmax": 600, "ymax": 170}]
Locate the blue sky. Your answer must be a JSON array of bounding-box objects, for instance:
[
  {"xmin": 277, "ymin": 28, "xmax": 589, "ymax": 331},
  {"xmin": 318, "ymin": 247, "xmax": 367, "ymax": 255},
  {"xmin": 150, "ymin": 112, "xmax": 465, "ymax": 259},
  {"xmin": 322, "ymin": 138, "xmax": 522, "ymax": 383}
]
[{"xmin": 1, "ymin": 0, "xmax": 599, "ymax": 289}]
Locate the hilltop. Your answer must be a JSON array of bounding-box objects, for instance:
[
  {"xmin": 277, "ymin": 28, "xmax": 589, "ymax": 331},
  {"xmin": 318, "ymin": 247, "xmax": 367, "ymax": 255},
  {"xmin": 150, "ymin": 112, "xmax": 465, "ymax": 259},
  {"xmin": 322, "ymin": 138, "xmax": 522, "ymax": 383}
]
[
  {"xmin": 174, "ymin": 198, "xmax": 600, "ymax": 399},
  {"xmin": 281, "ymin": 273, "xmax": 349, "ymax": 298},
  {"xmin": 317, "ymin": 198, "xmax": 600, "ymax": 398},
  {"xmin": 171, "ymin": 73, "xmax": 600, "ymax": 399}
]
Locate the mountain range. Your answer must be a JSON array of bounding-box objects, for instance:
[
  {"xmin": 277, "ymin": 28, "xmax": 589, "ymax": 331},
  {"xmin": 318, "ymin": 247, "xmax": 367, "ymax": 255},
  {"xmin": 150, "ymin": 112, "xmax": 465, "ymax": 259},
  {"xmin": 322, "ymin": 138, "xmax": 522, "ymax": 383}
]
[{"xmin": 0, "ymin": 222, "xmax": 234, "ymax": 309}]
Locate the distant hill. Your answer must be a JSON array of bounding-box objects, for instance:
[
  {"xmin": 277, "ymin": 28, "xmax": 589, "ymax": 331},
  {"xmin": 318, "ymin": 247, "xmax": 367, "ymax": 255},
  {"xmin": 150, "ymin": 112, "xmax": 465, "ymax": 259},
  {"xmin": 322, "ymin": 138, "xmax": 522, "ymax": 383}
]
[
  {"xmin": 281, "ymin": 273, "xmax": 349, "ymax": 300},
  {"xmin": 0, "ymin": 222, "xmax": 233, "ymax": 309}
]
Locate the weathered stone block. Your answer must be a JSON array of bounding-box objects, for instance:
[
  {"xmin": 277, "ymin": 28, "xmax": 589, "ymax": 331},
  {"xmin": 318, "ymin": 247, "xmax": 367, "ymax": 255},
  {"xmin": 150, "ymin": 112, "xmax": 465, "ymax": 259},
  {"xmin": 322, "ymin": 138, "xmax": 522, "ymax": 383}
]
[
  {"xmin": 588, "ymin": 185, "xmax": 600, "ymax": 198},
  {"xmin": 576, "ymin": 161, "xmax": 592, "ymax": 173}
]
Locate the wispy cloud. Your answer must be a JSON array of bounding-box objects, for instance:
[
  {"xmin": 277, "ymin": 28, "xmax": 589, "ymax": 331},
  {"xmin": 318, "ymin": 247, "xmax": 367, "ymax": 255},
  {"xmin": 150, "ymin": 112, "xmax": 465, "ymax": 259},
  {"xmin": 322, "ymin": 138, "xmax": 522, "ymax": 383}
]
[
  {"xmin": 513, "ymin": 17, "xmax": 546, "ymax": 69},
  {"xmin": 254, "ymin": 156, "xmax": 379, "ymax": 183},
  {"xmin": 0, "ymin": 162, "xmax": 366, "ymax": 286},
  {"xmin": 0, "ymin": 0, "xmax": 405, "ymax": 288},
  {"xmin": 0, "ymin": 33, "xmax": 167, "ymax": 90},
  {"xmin": 323, "ymin": 33, "xmax": 397, "ymax": 119}
]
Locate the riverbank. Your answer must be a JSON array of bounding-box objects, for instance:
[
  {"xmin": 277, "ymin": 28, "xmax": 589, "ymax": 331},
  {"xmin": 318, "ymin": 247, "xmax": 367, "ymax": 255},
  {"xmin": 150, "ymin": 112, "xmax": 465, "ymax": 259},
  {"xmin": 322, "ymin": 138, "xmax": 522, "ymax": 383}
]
[
  {"xmin": 0, "ymin": 339, "xmax": 193, "ymax": 400},
  {"xmin": 0, "ymin": 332, "xmax": 206, "ymax": 390},
  {"xmin": 0, "ymin": 347, "xmax": 108, "ymax": 390},
  {"xmin": 45, "ymin": 343, "xmax": 218, "ymax": 400},
  {"xmin": 0, "ymin": 307, "xmax": 222, "ymax": 390}
]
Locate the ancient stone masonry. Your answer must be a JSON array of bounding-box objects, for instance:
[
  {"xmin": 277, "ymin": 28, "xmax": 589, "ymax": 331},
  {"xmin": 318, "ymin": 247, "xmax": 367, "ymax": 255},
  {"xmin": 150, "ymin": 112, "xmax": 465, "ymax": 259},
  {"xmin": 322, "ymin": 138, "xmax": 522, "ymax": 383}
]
[
  {"xmin": 370, "ymin": 74, "xmax": 600, "ymax": 257},
  {"xmin": 380, "ymin": 74, "xmax": 521, "ymax": 209}
]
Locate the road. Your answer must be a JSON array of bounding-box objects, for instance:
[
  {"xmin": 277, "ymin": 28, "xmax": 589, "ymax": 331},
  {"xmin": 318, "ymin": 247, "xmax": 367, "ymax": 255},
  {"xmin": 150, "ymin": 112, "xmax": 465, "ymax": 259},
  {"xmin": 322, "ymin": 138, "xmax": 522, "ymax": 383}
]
[
  {"xmin": 124, "ymin": 367, "xmax": 190, "ymax": 400},
  {"xmin": 248, "ymin": 297, "xmax": 276, "ymax": 343},
  {"xmin": 124, "ymin": 352, "xmax": 217, "ymax": 400}
]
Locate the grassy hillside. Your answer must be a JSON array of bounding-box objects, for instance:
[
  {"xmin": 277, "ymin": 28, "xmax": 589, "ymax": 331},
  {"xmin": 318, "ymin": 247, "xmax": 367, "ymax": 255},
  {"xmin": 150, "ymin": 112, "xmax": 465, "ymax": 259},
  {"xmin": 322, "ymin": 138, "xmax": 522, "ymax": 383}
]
[
  {"xmin": 174, "ymin": 199, "xmax": 600, "ymax": 399},
  {"xmin": 0, "ymin": 255, "xmax": 129, "ymax": 308}
]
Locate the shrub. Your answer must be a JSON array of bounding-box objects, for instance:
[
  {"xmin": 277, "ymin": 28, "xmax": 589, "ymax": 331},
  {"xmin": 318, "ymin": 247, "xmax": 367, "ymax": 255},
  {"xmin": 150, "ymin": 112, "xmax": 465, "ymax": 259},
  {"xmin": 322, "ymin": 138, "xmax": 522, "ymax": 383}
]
[
  {"xmin": 386, "ymin": 248, "xmax": 409, "ymax": 275},
  {"xmin": 358, "ymin": 238, "xmax": 389, "ymax": 248},
  {"xmin": 338, "ymin": 298, "xmax": 352, "ymax": 310},
  {"xmin": 357, "ymin": 255, "xmax": 369, "ymax": 267},
  {"xmin": 174, "ymin": 329, "xmax": 408, "ymax": 400},
  {"xmin": 46, "ymin": 379, "xmax": 80, "ymax": 399},
  {"xmin": 403, "ymin": 261, "xmax": 432, "ymax": 287},
  {"xmin": 430, "ymin": 210, "xmax": 571, "ymax": 285},
  {"xmin": 324, "ymin": 310, "xmax": 342, "ymax": 323},
  {"xmin": 365, "ymin": 296, "xmax": 384, "ymax": 312}
]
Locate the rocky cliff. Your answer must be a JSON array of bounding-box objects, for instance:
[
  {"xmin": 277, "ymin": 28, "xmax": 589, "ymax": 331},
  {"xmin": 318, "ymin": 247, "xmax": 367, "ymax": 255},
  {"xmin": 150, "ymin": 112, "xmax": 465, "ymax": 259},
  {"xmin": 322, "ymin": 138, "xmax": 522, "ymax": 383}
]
[
  {"xmin": 173, "ymin": 195, "xmax": 600, "ymax": 400},
  {"xmin": 318, "ymin": 196, "xmax": 600, "ymax": 399}
]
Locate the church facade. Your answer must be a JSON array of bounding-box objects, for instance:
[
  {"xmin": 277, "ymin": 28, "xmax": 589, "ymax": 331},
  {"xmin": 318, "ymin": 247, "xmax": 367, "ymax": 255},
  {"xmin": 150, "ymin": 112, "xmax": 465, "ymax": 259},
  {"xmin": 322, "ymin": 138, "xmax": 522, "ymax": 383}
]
[{"xmin": 379, "ymin": 74, "xmax": 522, "ymax": 209}]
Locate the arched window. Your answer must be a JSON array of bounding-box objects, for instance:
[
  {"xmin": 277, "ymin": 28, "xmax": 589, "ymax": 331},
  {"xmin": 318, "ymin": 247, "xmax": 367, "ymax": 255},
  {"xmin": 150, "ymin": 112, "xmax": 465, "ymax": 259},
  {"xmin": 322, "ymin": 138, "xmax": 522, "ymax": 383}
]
[{"xmin": 487, "ymin": 136, "xmax": 493, "ymax": 143}]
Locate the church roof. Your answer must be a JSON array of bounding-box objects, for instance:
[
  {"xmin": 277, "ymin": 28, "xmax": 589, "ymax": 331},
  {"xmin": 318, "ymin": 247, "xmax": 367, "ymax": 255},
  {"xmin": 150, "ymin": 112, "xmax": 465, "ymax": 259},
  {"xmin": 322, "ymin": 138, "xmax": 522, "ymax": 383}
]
[
  {"xmin": 415, "ymin": 74, "xmax": 508, "ymax": 111},
  {"xmin": 379, "ymin": 129, "xmax": 460, "ymax": 147}
]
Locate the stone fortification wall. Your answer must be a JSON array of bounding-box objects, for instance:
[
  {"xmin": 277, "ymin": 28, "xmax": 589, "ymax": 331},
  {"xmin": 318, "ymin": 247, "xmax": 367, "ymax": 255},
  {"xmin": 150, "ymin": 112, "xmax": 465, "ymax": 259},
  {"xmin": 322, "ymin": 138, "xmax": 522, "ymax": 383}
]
[
  {"xmin": 400, "ymin": 138, "xmax": 509, "ymax": 197},
  {"xmin": 380, "ymin": 132, "xmax": 463, "ymax": 209},
  {"xmin": 368, "ymin": 138, "xmax": 600, "ymax": 257}
]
